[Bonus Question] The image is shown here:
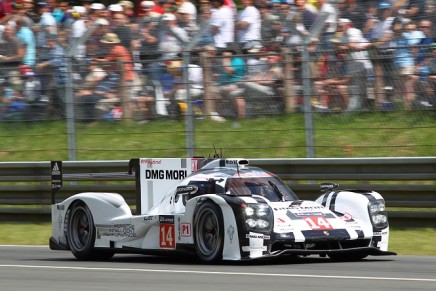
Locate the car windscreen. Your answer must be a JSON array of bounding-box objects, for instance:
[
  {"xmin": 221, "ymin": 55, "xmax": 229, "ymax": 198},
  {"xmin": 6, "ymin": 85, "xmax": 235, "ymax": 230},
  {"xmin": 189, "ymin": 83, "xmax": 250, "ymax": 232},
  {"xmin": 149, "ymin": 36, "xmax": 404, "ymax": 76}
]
[{"xmin": 225, "ymin": 177, "xmax": 298, "ymax": 202}]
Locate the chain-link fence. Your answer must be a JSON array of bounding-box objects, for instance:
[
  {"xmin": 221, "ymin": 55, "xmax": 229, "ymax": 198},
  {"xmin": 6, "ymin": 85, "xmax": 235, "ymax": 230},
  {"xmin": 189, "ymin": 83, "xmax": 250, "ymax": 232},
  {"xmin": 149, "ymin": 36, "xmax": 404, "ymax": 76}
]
[{"xmin": 0, "ymin": 1, "xmax": 435, "ymax": 160}]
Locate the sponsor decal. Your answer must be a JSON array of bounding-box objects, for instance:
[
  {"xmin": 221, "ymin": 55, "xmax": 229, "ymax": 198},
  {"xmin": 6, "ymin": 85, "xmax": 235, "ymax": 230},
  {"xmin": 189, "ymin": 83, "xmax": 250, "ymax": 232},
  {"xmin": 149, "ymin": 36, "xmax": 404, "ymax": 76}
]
[
  {"xmin": 160, "ymin": 215, "xmax": 175, "ymax": 249},
  {"xmin": 246, "ymin": 234, "xmax": 270, "ymax": 240},
  {"xmin": 277, "ymin": 217, "xmax": 286, "ymax": 223},
  {"xmin": 181, "ymin": 223, "xmax": 191, "ymax": 237},
  {"xmin": 143, "ymin": 216, "xmax": 153, "ymax": 221},
  {"xmin": 293, "ymin": 212, "xmax": 324, "ymax": 217},
  {"xmin": 140, "ymin": 159, "xmax": 162, "ymax": 165},
  {"xmin": 227, "ymin": 225, "xmax": 235, "ymax": 243},
  {"xmin": 304, "ymin": 216, "xmax": 333, "ymax": 230},
  {"xmin": 340, "ymin": 212, "xmax": 354, "ymax": 221},
  {"xmin": 96, "ymin": 224, "xmax": 137, "ymax": 238},
  {"xmin": 159, "ymin": 215, "xmax": 175, "ymax": 224},
  {"xmin": 373, "ymin": 232, "xmax": 382, "ymax": 236},
  {"xmin": 56, "ymin": 204, "xmax": 65, "ymax": 210},
  {"xmin": 145, "ymin": 169, "xmax": 188, "ymax": 180}
]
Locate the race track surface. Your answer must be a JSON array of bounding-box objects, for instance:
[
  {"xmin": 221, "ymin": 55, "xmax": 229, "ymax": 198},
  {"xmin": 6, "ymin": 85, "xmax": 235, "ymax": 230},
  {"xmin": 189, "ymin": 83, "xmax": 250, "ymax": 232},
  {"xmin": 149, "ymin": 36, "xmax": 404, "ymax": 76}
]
[{"xmin": 0, "ymin": 246, "xmax": 435, "ymax": 291}]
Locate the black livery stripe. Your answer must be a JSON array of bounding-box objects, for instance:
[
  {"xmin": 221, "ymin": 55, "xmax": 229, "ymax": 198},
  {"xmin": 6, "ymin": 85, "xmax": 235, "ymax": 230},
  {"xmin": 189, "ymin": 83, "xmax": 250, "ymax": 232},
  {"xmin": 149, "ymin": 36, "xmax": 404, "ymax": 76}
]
[
  {"xmin": 321, "ymin": 193, "xmax": 329, "ymax": 207},
  {"xmin": 328, "ymin": 191, "xmax": 340, "ymax": 212},
  {"xmin": 355, "ymin": 230, "xmax": 365, "ymax": 239},
  {"xmin": 301, "ymin": 229, "xmax": 350, "ymax": 241}
]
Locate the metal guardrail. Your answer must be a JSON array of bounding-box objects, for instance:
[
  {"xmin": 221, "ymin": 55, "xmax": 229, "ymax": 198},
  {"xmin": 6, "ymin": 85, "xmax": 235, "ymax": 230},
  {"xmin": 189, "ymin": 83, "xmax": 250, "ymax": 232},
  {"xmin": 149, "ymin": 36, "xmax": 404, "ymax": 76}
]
[{"xmin": 0, "ymin": 158, "xmax": 435, "ymax": 227}]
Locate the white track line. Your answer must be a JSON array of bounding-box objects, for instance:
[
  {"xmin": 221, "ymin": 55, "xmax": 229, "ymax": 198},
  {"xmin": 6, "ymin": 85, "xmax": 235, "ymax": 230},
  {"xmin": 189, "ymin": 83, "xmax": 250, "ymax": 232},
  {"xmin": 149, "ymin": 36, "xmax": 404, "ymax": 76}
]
[{"xmin": 0, "ymin": 264, "xmax": 435, "ymax": 283}]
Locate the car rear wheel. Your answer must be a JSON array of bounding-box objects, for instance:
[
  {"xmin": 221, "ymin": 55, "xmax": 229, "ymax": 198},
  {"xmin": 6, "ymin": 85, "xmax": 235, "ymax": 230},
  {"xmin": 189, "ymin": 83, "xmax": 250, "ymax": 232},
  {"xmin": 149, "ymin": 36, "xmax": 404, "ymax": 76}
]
[
  {"xmin": 67, "ymin": 201, "xmax": 114, "ymax": 261},
  {"xmin": 194, "ymin": 202, "xmax": 224, "ymax": 263}
]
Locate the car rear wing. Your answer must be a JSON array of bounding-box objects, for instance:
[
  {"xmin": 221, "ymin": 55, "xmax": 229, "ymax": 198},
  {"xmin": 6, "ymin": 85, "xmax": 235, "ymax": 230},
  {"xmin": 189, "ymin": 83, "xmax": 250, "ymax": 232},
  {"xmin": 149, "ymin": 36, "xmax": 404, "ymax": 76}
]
[{"xmin": 50, "ymin": 158, "xmax": 208, "ymax": 214}]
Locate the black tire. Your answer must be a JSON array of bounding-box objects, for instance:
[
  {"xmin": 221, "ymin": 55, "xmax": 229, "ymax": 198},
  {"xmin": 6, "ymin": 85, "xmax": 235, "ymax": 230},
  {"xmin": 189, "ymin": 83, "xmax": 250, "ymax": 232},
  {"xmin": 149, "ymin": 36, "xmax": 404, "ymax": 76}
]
[
  {"xmin": 67, "ymin": 201, "xmax": 114, "ymax": 261},
  {"xmin": 328, "ymin": 253, "xmax": 368, "ymax": 262},
  {"xmin": 194, "ymin": 201, "xmax": 224, "ymax": 263}
]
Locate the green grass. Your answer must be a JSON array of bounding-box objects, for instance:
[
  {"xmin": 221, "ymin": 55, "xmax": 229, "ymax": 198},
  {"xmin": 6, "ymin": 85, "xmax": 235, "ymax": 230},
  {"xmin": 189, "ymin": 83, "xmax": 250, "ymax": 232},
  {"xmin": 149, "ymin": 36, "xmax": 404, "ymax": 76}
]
[
  {"xmin": 0, "ymin": 223, "xmax": 434, "ymax": 256},
  {"xmin": 0, "ymin": 111, "xmax": 435, "ymax": 161}
]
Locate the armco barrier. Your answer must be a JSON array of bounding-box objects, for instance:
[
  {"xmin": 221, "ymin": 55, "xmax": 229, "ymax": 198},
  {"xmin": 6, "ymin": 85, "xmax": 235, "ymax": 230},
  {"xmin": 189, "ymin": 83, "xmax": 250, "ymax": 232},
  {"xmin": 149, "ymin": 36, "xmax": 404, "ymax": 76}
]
[{"xmin": 0, "ymin": 158, "xmax": 435, "ymax": 227}]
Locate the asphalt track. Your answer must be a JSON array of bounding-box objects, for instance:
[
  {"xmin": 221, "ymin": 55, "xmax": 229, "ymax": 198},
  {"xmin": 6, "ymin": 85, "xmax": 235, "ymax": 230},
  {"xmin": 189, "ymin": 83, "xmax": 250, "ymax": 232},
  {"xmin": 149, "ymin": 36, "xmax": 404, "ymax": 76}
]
[{"xmin": 0, "ymin": 246, "xmax": 435, "ymax": 291}]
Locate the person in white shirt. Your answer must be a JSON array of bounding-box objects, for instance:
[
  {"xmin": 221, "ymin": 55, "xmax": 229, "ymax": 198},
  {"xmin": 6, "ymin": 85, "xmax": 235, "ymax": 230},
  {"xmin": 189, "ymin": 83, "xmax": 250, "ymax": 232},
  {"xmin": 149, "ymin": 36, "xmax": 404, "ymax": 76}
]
[
  {"xmin": 209, "ymin": 0, "xmax": 234, "ymax": 50},
  {"xmin": 236, "ymin": 0, "xmax": 261, "ymax": 51},
  {"xmin": 177, "ymin": 0, "xmax": 197, "ymax": 22}
]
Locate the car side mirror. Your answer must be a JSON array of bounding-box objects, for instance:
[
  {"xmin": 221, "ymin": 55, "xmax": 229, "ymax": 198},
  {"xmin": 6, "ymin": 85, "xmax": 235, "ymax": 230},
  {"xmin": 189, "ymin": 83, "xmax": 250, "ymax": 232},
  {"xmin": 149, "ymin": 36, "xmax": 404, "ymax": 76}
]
[{"xmin": 175, "ymin": 185, "xmax": 199, "ymax": 205}]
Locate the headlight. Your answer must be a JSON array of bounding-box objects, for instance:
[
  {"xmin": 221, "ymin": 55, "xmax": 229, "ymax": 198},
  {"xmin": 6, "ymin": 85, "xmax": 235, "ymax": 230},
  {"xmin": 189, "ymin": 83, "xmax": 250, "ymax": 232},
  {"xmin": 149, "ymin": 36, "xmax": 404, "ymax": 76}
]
[
  {"xmin": 368, "ymin": 200, "xmax": 388, "ymax": 229},
  {"xmin": 242, "ymin": 204, "xmax": 273, "ymax": 233}
]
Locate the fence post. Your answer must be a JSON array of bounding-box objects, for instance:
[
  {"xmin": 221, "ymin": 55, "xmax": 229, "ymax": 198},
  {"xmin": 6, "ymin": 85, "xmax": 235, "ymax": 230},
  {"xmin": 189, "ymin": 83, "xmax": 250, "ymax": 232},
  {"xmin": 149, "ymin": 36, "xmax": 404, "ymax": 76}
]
[{"xmin": 281, "ymin": 47, "xmax": 296, "ymax": 113}]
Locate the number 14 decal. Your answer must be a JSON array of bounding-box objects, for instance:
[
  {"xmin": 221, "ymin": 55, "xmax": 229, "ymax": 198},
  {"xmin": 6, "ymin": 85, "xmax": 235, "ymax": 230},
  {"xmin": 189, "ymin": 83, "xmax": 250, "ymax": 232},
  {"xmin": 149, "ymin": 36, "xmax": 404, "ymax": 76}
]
[
  {"xmin": 304, "ymin": 216, "xmax": 332, "ymax": 230},
  {"xmin": 160, "ymin": 224, "xmax": 175, "ymax": 249}
]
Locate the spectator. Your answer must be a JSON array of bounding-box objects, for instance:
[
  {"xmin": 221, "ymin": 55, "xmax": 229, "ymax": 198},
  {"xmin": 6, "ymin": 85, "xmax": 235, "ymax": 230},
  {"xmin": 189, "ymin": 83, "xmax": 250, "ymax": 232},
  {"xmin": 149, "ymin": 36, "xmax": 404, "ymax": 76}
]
[
  {"xmin": 35, "ymin": 1, "xmax": 57, "ymax": 49},
  {"xmin": 0, "ymin": 24, "xmax": 24, "ymax": 80},
  {"xmin": 341, "ymin": 18, "xmax": 374, "ymax": 111},
  {"xmin": 88, "ymin": 3, "xmax": 106, "ymax": 23},
  {"xmin": 35, "ymin": 33, "xmax": 67, "ymax": 117},
  {"xmin": 16, "ymin": 17, "xmax": 37, "ymax": 68},
  {"xmin": 217, "ymin": 47, "xmax": 246, "ymax": 118},
  {"xmin": 210, "ymin": 0, "xmax": 235, "ymax": 51},
  {"xmin": 293, "ymin": 0, "xmax": 318, "ymax": 31},
  {"xmin": 419, "ymin": 43, "xmax": 436, "ymax": 107},
  {"xmin": 389, "ymin": 17, "xmax": 419, "ymax": 110},
  {"xmin": 177, "ymin": 0, "xmax": 197, "ymax": 22},
  {"xmin": 0, "ymin": 0, "xmax": 13, "ymax": 22},
  {"xmin": 70, "ymin": 6, "xmax": 88, "ymax": 77},
  {"xmin": 92, "ymin": 32, "xmax": 136, "ymax": 116},
  {"xmin": 177, "ymin": 6, "xmax": 199, "ymax": 40},
  {"xmin": 403, "ymin": 20, "xmax": 425, "ymax": 45},
  {"xmin": 110, "ymin": 11, "xmax": 133, "ymax": 52},
  {"xmin": 236, "ymin": 0, "xmax": 261, "ymax": 52},
  {"xmin": 340, "ymin": 0, "xmax": 368, "ymax": 31},
  {"xmin": 238, "ymin": 52, "xmax": 284, "ymax": 115},
  {"xmin": 398, "ymin": 0, "xmax": 428, "ymax": 23},
  {"xmin": 318, "ymin": 0, "xmax": 338, "ymax": 45},
  {"xmin": 159, "ymin": 13, "xmax": 189, "ymax": 60},
  {"xmin": 258, "ymin": 3, "xmax": 281, "ymax": 47},
  {"xmin": 118, "ymin": 1, "xmax": 135, "ymax": 18},
  {"xmin": 197, "ymin": 5, "xmax": 214, "ymax": 47}
]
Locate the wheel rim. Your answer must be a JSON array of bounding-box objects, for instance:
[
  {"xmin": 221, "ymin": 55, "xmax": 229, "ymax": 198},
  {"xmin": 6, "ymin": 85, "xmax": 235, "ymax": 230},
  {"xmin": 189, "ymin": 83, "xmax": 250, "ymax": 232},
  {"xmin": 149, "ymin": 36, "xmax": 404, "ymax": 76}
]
[
  {"xmin": 196, "ymin": 209, "xmax": 220, "ymax": 256},
  {"xmin": 70, "ymin": 206, "xmax": 92, "ymax": 251}
]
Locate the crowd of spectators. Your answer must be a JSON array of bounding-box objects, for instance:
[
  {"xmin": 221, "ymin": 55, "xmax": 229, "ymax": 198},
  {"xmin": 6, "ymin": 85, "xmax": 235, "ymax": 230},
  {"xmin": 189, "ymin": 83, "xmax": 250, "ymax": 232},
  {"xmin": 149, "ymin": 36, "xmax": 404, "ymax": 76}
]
[{"xmin": 0, "ymin": 0, "xmax": 435, "ymax": 123}]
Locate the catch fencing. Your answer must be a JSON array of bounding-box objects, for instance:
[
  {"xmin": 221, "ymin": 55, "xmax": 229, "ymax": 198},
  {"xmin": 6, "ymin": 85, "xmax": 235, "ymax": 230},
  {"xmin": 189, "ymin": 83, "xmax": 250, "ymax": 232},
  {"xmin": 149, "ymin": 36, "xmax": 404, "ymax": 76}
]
[
  {"xmin": 0, "ymin": 1, "xmax": 435, "ymax": 160},
  {"xmin": 0, "ymin": 158, "xmax": 435, "ymax": 227}
]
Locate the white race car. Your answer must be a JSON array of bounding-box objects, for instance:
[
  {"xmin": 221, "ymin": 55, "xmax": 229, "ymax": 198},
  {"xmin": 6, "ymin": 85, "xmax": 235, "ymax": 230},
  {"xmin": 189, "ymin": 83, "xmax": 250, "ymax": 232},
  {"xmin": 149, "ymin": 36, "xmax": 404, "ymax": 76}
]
[{"xmin": 49, "ymin": 157, "xmax": 396, "ymax": 262}]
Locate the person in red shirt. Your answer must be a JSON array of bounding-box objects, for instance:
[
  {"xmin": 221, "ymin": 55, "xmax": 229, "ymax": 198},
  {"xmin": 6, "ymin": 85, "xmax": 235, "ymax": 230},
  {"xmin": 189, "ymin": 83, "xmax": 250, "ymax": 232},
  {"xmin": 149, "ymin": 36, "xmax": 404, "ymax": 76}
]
[
  {"xmin": 0, "ymin": 0, "xmax": 13, "ymax": 22},
  {"xmin": 92, "ymin": 32, "xmax": 137, "ymax": 118}
]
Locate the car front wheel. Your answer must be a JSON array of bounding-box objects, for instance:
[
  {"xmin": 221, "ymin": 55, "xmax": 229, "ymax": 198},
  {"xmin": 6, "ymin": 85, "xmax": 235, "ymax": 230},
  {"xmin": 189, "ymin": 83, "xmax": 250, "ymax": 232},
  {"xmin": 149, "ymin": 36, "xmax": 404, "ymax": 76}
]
[{"xmin": 194, "ymin": 201, "xmax": 224, "ymax": 263}]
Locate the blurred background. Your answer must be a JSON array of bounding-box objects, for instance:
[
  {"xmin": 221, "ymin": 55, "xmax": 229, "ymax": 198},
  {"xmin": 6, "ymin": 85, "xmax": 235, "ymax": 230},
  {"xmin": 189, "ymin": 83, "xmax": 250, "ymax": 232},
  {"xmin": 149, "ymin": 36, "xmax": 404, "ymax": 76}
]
[{"xmin": 0, "ymin": 0, "xmax": 435, "ymax": 161}]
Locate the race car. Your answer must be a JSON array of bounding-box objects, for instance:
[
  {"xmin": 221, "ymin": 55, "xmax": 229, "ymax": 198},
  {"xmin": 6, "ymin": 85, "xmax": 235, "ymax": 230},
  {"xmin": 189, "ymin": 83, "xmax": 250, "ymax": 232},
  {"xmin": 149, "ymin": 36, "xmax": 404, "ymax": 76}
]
[{"xmin": 49, "ymin": 157, "xmax": 396, "ymax": 262}]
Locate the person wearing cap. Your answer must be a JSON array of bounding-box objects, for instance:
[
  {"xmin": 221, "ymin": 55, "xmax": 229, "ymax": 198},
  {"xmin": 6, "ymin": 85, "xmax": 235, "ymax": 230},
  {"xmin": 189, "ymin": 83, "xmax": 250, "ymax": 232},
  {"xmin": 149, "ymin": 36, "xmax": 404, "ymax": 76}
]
[
  {"xmin": 177, "ymin": 5, "xmax": 198, "ymax": 40},
  {"xmin": 210, "ymin": 0, "xmax": 234, "ymax": 51},
  {"xmin": 159, "ymin": 12, "xmax": 189, "ymax": 59},
  {"xmin": 88, "ymin": 3, "xmax": 106, "ymax": 22},
  {"xmin": 236, "ymin": 0, "xmax": 261, "ymax": 52},
  {"xmin": 176, "ymin": 0, "xmax": 196, "ymax": 22},
  {"xmin": 36, "ymin": 1, "xmax": 57, "ymax": 49},
  {"xmin": 118, "ymin": 1, "xmax": 135, "ymax": 18}
]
